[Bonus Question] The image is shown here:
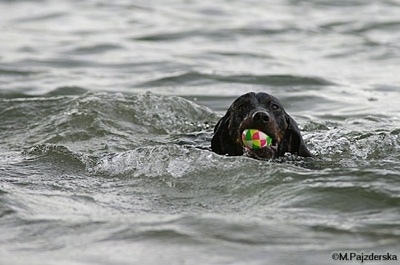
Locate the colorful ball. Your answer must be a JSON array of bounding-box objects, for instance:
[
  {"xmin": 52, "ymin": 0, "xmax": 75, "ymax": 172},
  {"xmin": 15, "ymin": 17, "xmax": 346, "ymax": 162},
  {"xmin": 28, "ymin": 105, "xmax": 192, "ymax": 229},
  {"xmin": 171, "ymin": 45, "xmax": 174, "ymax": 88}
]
[{"xmin": 241, "ymin": 129, "xmax": 272, "ymax": 149}]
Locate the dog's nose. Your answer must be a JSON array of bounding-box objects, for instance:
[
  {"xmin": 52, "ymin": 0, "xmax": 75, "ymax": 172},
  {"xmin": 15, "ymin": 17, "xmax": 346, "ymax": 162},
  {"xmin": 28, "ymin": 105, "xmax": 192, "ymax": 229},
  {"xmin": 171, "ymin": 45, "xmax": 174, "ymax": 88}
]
[{"xmin": 252, "ymin": 111, "xmax": 270, "ymax": 124}]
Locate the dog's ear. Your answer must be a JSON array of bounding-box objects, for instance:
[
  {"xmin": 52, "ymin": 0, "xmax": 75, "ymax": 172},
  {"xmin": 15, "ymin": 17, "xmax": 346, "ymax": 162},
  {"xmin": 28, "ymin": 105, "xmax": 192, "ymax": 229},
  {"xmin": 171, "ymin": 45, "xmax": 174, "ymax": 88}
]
[
  {"xmin": 211, "ymin": 112, "xmax": 243, "ymax": 156},
  {"xmin": 283, "ymin": 114, "xmax": 312, "ymax": 157}
]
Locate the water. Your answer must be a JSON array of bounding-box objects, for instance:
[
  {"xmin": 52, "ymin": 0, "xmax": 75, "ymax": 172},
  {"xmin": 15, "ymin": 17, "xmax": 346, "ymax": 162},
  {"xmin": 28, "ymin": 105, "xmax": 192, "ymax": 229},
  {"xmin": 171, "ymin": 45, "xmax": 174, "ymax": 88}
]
[{"xmin": 1, "ymin": 0, "xmax": 400, "ymax": 264}]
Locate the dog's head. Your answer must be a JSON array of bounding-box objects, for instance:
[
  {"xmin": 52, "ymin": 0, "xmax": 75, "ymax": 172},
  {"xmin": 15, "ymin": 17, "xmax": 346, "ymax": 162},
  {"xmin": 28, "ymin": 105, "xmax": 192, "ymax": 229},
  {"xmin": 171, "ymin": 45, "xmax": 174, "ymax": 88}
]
[{"xmin": 211, "ymin": 92, "xmax": 312, "ymax": 160}]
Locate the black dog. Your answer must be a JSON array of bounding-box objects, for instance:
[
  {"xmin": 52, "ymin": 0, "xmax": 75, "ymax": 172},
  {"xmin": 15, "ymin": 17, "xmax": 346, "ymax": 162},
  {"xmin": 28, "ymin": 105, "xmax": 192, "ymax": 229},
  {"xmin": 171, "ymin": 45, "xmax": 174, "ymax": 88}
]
[{"xmin": 211, "ymin": 92, "xmax": 312, "ymax": 160}]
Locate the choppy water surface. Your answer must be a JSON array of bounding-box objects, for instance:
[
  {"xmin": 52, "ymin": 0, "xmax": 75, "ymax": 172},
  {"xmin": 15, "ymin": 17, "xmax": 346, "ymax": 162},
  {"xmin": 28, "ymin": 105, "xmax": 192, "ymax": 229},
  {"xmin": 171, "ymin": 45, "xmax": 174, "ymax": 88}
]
[{"xmin": 1, "ymin": 0, "xmax": 400, "ymax": 264}]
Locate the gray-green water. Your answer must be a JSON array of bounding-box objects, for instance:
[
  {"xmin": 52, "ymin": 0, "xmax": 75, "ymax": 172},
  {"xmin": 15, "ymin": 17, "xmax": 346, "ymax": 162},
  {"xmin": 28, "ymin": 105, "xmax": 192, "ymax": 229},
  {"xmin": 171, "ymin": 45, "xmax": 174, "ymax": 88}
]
[{"xmin": 1, "ymin": 1, "xmax": 400, "ymax": 264}]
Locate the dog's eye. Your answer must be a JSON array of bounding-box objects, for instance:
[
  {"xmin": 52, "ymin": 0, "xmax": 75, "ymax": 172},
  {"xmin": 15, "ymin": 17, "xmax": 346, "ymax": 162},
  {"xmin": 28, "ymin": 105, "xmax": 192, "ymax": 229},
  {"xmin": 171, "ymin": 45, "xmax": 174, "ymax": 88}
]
[{"xmin": 271, "ymin": 103, "xmax": 280, "ymax": 111}]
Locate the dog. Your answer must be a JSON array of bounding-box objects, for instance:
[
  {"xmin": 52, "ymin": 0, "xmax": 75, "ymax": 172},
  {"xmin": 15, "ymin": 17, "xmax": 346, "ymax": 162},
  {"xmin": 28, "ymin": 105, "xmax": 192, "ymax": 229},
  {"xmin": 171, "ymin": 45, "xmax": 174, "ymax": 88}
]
[{"xmin": 211, "ymin": 92, "xmax": 312, "ymax": 160}]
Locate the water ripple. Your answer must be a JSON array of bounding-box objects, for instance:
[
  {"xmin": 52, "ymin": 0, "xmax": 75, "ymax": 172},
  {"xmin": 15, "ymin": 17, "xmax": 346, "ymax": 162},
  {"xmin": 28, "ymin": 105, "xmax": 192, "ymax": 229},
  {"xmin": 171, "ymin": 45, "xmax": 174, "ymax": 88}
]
[{"xmin": 138, "ymin": 71, "xmax": 335, "ymax": 87}]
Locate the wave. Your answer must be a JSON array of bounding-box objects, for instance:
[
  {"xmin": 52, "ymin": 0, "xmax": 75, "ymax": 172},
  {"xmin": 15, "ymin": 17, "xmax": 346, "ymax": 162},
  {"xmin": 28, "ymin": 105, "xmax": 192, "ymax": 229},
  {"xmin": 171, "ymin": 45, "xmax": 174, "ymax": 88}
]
[
  {"xmin": 304, "ymin": 118, "xmax": 400, "ymax": 169},
  {"xmin": 1, "ymin": 91, "xmax": 217, "ymax": 154},
  {"xmin": 137, "ymin": 71, "xmax": 335, "ymax": 87},
  {"xmin": 133, "ymin": 27, "xmax": 298, "ymax": 42},
  {"xmin": 0, "ymin": 67, "xmax": 40, "ymax": 76}
]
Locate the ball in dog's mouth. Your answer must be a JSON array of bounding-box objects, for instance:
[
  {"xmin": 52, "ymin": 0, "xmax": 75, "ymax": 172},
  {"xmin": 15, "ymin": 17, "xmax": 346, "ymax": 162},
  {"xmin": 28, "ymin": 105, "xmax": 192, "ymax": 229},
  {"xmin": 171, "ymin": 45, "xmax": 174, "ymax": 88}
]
[
  {"xmin": 241, "ymin": 129, "xmax": 278, "ymax": 159},
  {"xmin": 241, "ymin": 129, "xmax": 273, "ymax": 149}
]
